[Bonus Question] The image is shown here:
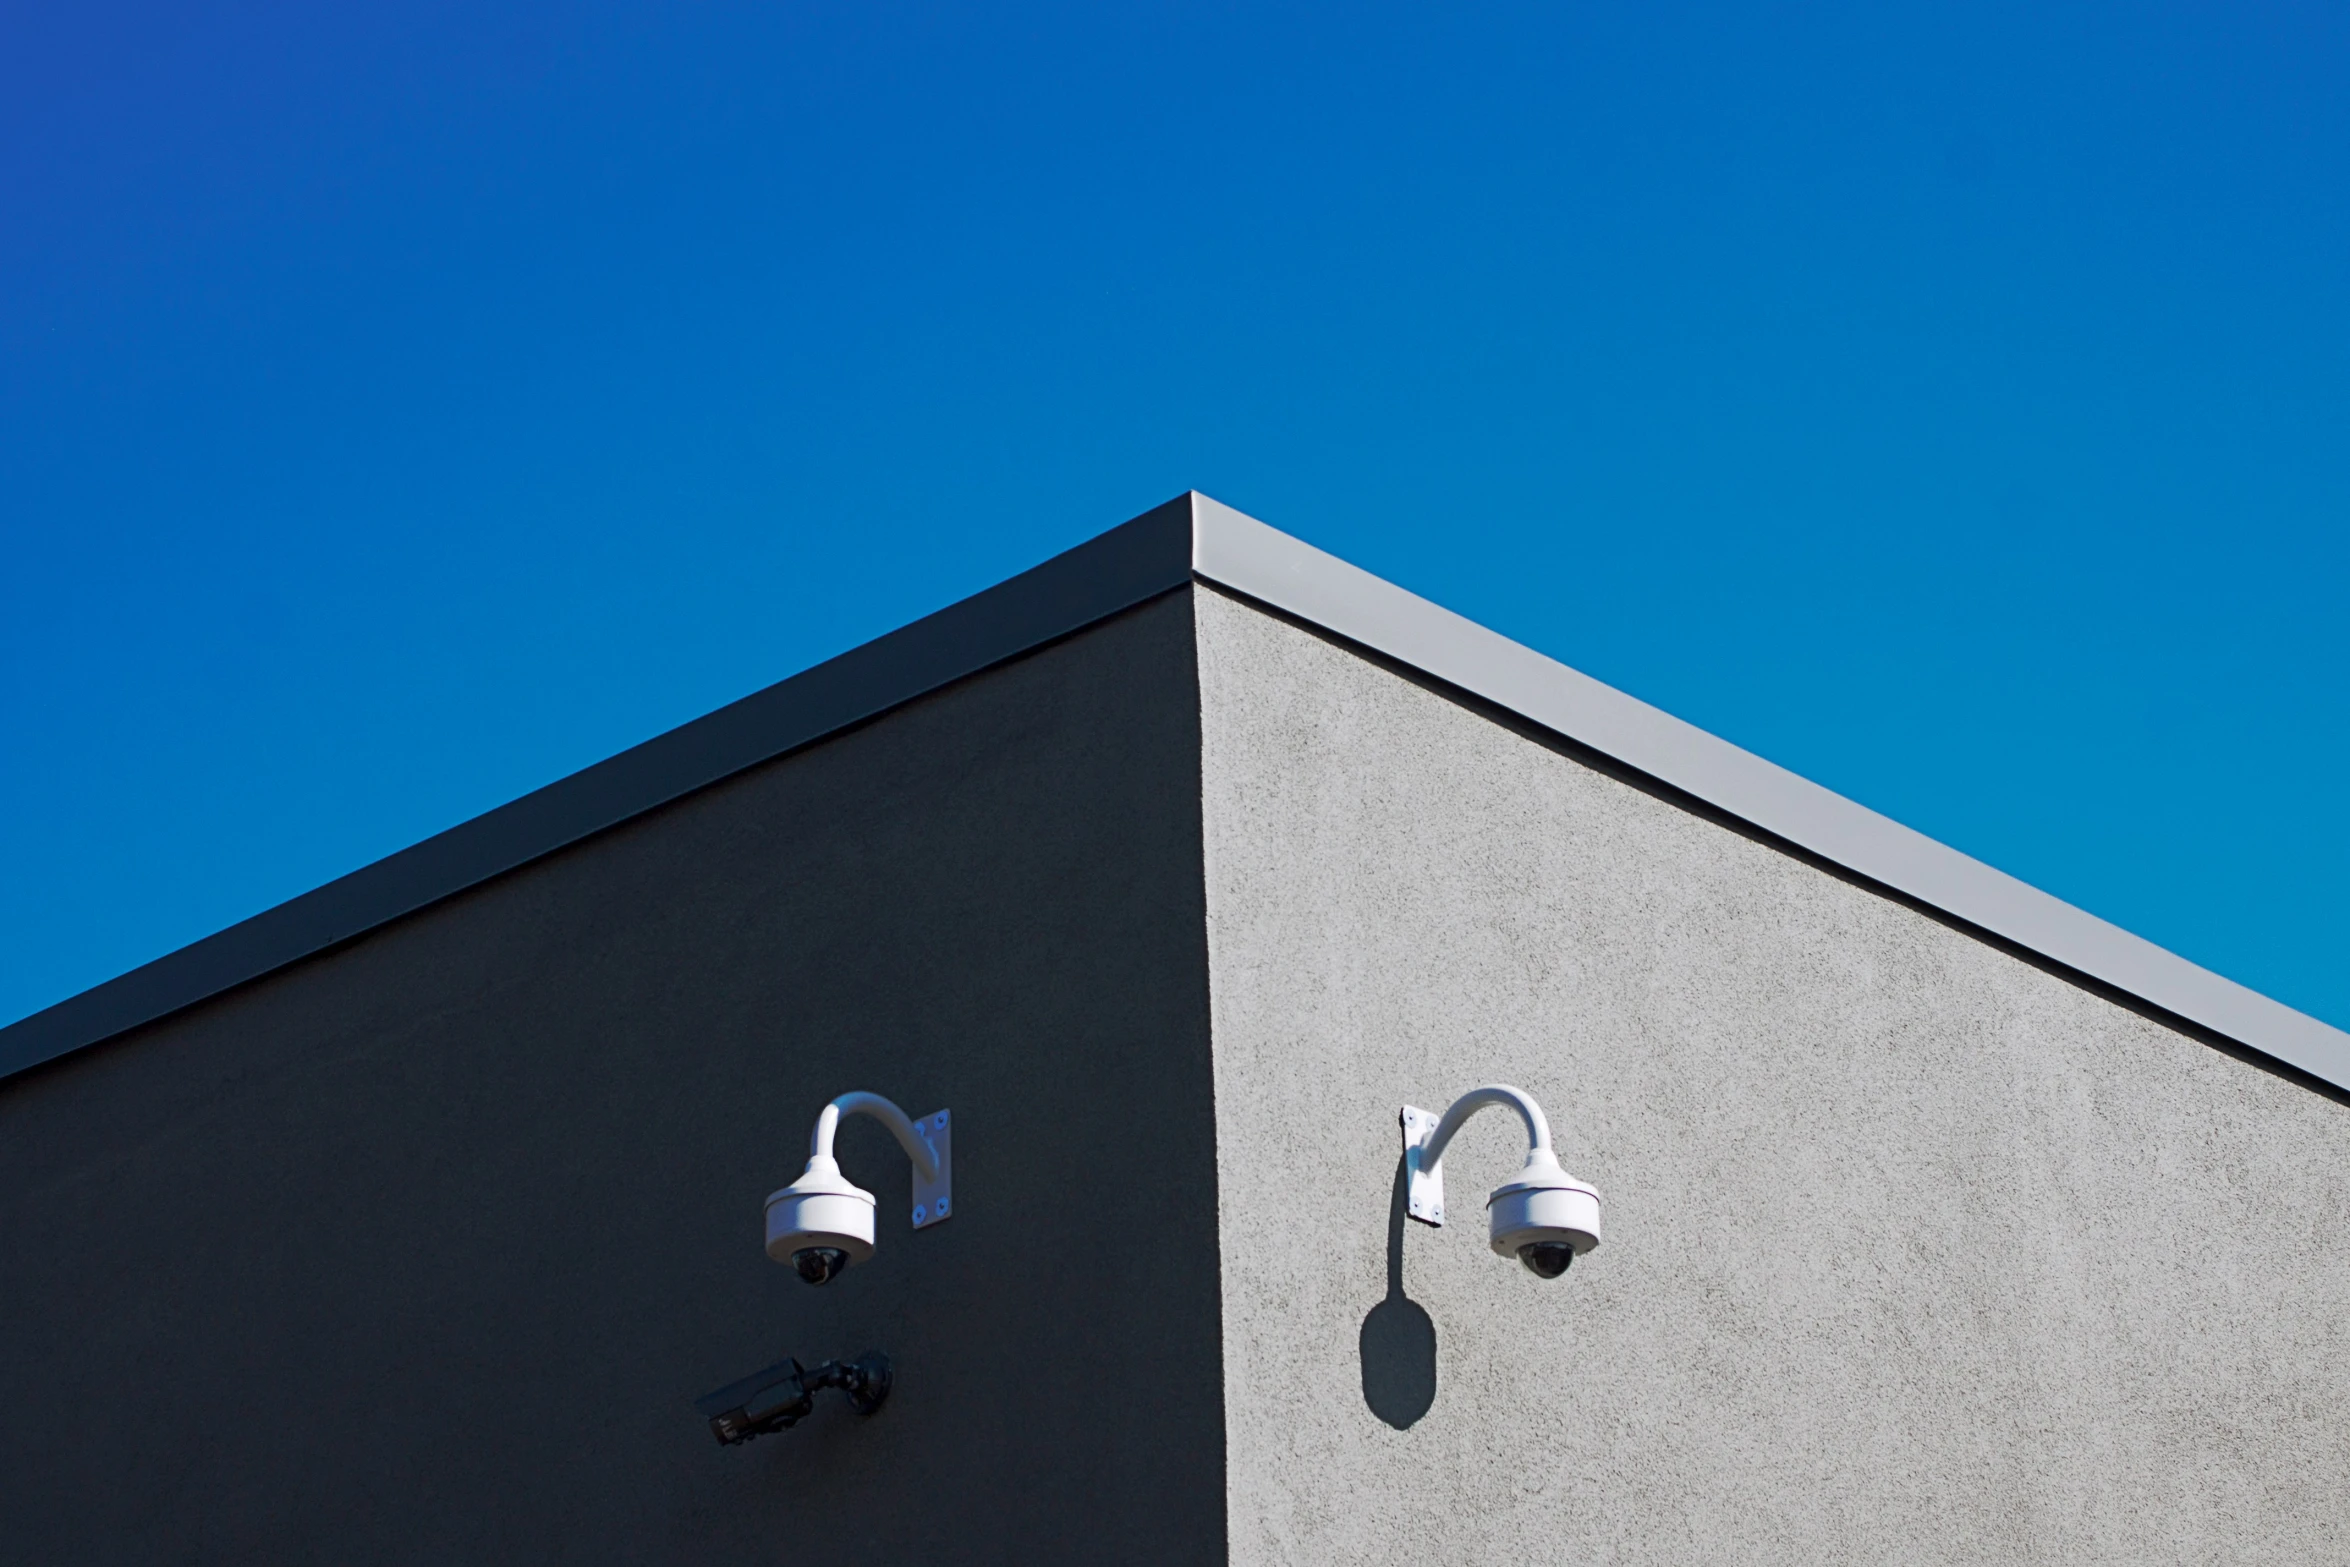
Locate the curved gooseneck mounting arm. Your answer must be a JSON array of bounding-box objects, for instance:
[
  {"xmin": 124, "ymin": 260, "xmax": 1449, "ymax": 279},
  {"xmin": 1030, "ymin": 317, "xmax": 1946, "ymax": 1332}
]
[
  {"xmin": 1400, "ymin": 1083, "xmax": 1566, "ymax": 1228},
  {"xmin": 1416, "ymin": 1084, "xmax": 1552, "ymax": 1173},
  {"xmin": 811, "ymin": 1091, "xmax": 942, "ymax": 1186},
  {"xmin": 779, "ymin": 1091, "xmax": 954, "ymax": 1236},
  {"xmin": 1399, "ymin": 1081, "xmax": 1602, "ymax": 1277},
  {"xmin": 764, "ymin": 1089, "xmax": 954, "ymax": 1284}
]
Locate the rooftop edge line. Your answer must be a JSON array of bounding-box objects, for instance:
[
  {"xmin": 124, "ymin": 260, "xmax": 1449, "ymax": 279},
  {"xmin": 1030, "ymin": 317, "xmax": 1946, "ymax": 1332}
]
[
  {"xmin": 0, "ymin": 495, "xmax": 1197, "ymax": 1081},
  {"xmin": 1186, "ymin": 493, "xmax": 2350, "ymax": 1093},
  {"xmin": 5, "ymin": 491, "xmax": 2344, "ymax": 1095}
]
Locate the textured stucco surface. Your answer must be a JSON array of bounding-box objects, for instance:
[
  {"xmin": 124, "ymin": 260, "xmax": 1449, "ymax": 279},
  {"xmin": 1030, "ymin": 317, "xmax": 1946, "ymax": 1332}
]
[
  {"xmin": 1196, "ymin": 587, "xmax": 2350, "ymax": 1565},
  {"xmin": 0, "ymin": 592, "xmax": 1222, "ymax": 1565}
]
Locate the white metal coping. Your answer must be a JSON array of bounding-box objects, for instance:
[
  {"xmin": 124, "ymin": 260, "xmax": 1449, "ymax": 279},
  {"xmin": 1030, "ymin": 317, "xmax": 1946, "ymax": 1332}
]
[{"xmin": 1188, "ymin": 492, "xmax": 2350, "ymax": 1092}]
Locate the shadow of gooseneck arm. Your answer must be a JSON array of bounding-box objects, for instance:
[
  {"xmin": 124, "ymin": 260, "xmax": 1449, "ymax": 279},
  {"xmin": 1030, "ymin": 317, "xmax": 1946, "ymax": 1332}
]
[{"xmin": 1358, "ymin": 1154, "xmax": 1437, "ymax": 1429}]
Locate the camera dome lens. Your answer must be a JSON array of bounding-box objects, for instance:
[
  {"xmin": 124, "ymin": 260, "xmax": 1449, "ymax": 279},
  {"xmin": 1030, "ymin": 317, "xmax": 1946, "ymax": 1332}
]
[
  {"xmin": 793, "ymin": 1246, "xmax": 851, "ymax": 1285},
  {"xmin": 1518, "ymin": 1241, "xmax": 1574, "ymax": 1279}
]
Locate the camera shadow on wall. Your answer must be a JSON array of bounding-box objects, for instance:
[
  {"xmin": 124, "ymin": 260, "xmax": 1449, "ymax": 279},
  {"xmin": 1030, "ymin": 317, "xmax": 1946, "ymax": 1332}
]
[{"xmin": 1359, "ymin": 1156, "xmax": 1437, "ymax": 1429}]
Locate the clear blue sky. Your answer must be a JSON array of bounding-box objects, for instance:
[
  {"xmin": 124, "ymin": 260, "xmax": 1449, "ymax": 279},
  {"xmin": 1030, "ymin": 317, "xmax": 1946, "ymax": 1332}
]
[{"xmin": 4, "ymin": 1, "xmax": 2344, "ymax": 1035}]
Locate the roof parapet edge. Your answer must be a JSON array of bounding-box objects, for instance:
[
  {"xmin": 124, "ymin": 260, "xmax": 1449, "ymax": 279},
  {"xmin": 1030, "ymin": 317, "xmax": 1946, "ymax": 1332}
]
[
  {"xmin": 1187, "ymin": 493, "xmax": 2350, "ymax": 1094},
  {"xmin": 0, "ymin": 496, "xmax": 1198, "ymax": 1082},
  {"xmin": 10, "ymin": 490, "xmax": 2342, "ymax": 1097}
]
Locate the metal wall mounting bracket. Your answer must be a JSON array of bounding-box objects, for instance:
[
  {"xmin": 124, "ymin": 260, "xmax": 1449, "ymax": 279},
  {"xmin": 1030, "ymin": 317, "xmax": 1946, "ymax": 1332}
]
[
  {"xmin": 911, "ymin": 1109, "xmax": 951, "ymax": 1229},
  {"xmin": 1401, "ymin": 1104, "xmax": 1445, "ymax": 1225}
]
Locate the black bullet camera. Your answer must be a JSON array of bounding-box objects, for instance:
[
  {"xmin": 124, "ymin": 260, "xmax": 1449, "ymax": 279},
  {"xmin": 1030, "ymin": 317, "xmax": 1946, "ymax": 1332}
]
[{"xmin": 696, "ymin": 1351, "xmax": 892, "ymax": 1445}]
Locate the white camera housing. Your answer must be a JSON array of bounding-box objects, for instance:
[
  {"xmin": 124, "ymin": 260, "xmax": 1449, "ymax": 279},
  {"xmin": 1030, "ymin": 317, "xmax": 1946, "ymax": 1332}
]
[
  {"xmin": 763, "ymin": 1155, "xmax": 881, "ymax": 1267},
  {"xmin": 1484, "ymin": 1151, "xmax": 1602, "ymax": 1261},
  {"xmin": 1401, "ymin": 1085, "xmax": 1600, "ymax": 1276},
  {"xmin": 764, "ymin": 1092, "xmax": 951, "ymax": 1283}
]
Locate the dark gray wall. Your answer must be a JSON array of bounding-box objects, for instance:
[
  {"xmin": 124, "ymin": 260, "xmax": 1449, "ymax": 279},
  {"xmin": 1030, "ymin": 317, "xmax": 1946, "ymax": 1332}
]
[{"xmin": 0, "ymin": 592, "xmax": 1222, "ymax": 1565}]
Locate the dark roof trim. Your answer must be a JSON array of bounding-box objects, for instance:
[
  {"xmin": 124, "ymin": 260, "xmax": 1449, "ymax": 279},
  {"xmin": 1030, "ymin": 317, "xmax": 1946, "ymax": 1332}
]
[{"xmin": 0, "ymin": 495, "xmax": 1199, "ymax": 1082}]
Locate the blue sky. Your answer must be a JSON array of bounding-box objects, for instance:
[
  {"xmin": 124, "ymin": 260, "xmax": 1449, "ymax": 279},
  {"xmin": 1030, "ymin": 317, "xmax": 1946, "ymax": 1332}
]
[{"xmin": 3, "ymin": 1, "xmax": 2344, "ymax": 1034}]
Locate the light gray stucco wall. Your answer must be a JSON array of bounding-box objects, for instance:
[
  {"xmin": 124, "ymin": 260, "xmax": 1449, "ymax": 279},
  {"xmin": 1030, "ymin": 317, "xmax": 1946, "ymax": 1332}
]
[{"xmin": 1196, "ymin": 586, "xmax": 2350, "ymax": 1565}]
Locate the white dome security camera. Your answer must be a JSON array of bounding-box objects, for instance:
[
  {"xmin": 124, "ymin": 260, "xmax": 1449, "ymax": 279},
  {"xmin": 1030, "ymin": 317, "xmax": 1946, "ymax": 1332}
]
[
  {"xmin": 1399, "ymin": 1084, "xmax": 1599, "ymax": 1278},
  {"xmin": 764, "ymin": 1092, "xmax": 951, "ymax": 1285}
]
